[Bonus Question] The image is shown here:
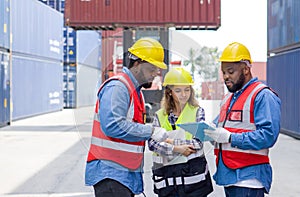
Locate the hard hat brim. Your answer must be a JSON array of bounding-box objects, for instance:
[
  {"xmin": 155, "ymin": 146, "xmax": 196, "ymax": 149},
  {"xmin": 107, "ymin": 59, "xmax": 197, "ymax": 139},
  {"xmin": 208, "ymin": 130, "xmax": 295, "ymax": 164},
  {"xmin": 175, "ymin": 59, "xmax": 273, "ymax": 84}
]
[{"xmin": 149, "ymin": 60, "xmax": 167, "ymax": 69}]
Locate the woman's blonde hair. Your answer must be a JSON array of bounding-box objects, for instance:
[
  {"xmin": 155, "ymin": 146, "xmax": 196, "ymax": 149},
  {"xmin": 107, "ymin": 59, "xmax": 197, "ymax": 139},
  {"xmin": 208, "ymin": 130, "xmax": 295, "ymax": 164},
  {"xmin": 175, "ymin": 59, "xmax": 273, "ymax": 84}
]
[{"xmin": 161, "ymin": 85, "xmax": 199, "ymax": 115}]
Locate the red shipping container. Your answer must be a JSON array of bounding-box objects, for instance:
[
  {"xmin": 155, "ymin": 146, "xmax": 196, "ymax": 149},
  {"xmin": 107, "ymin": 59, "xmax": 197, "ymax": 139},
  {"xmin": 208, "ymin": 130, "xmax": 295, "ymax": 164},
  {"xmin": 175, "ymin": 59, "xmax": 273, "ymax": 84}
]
[
  {"xmin": 65, "ymin": 0, "xmax": 221, "ymax": 30},
  {"xmin": 201, "ymin": 81, "xmax": 224, "ymax": 100},
  {"xmin": 101, "ymin": 28, "xmax": 123, "ymax": 82}
]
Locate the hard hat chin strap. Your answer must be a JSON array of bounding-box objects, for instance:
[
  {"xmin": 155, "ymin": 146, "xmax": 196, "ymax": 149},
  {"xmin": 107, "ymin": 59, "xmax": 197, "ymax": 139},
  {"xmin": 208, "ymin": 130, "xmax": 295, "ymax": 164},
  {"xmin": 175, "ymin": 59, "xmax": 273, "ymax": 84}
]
[
  {"xmin": 128, "ymin": 53, "xmax": 139, "ymax": 60},
  {"xmin": 240, "ymin": 60, "xmax": 252, "ymax": 68}
]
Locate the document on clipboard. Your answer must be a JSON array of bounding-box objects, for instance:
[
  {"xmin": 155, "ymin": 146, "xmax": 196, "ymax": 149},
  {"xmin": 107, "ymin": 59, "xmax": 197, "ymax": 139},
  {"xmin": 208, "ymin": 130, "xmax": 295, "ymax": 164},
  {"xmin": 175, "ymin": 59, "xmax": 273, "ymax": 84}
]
[
  {"xmin": 176, "ymin": 121, "xmax": 215, "ymax": 141},
  {"xmin": 167, "ymin": 129, "xmax": 185, "ymax": 139}
]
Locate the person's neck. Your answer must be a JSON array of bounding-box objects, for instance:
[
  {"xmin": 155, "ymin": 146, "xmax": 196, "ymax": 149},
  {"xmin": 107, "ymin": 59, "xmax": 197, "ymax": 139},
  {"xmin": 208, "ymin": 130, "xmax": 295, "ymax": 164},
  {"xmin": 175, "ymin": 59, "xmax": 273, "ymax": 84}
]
[{"xmin": 173, "ymin": 103, "xmax": 186, "ymax": 116}]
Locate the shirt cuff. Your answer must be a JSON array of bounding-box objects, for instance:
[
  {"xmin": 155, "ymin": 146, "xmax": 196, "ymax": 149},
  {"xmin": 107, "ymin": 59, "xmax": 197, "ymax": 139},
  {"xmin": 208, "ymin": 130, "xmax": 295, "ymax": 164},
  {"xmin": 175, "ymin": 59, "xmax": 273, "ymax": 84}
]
[{"xmin": 230, "ymin": 133, "xmax": 241, "ymax": 147}]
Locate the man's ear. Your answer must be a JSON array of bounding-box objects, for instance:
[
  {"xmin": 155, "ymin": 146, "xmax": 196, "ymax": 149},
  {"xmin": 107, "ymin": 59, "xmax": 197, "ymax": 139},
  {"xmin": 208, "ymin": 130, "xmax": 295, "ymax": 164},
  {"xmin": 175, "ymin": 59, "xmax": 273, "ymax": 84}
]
[
  {"xmin": 133, "ymin": 61, "xmax": 140, "ymax": 70},
  {"xmin": 129, "ymin": 61, "xmax": 139, "ymax": 72},
  {"xmin": 243, "ymin": 64, "xmax": 251, "ymax": 75}
]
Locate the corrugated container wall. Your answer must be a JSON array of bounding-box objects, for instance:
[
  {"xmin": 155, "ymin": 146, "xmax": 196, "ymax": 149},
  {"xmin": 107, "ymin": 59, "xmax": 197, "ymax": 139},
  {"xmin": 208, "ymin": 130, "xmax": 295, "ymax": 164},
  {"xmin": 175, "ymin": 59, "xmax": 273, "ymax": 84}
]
[
  {"xmin": 267, "ymin": 49, "xmax": 300, "ymax": 138},
  {"xmin": 12, "ymin": 0, "xmax": 63, "ymax": 60},
  {"xmin": 63, "ymin": 30, "xmax": 102, "ymax": 108},
  {"xmin": 268, "ymin": 0, "xmax": 300, "ymax": 53},
  {"xmin": 0, "ymin": 0, "xmax": 10, "ymax": 50},
  {"xmin": 0, "ymin": 51, "xmax": 10, "ymax": 126},
  {"xmin": 76, "ymin": 30, "xmax": 102, "ymax": 107},
  {"xmin": 64, "ymin": 0, "xmax": 221, "ymax": 30},
  {"xmin": 267, "ymin": 0, "xmax": 300, "ymax": 139},
  {"xmin": 11, "ymin": 0, "xmax": 64, "ymax": 120},
  {"xmin": 12, "ymin": 57, "xmax": 63, "ymax": 120}
]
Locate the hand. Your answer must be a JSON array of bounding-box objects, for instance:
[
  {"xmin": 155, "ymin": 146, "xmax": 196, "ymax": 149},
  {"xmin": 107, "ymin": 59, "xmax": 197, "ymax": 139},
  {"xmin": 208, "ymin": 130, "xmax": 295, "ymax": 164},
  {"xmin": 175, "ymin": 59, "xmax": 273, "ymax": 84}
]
[
  {"xmin": 204, "ymin": 127, "xmax": 231, "ymax": 143},
  {"xmin": 151, "ymin": 127, "xmax": 168, "ymax": 142},
  {"xmin": 173, "ymin": 145, "xmax": 196, "ymax": 156},
  {"xmin": 165, "ymin": 138, "xmax": 174, "ymax": 144}
]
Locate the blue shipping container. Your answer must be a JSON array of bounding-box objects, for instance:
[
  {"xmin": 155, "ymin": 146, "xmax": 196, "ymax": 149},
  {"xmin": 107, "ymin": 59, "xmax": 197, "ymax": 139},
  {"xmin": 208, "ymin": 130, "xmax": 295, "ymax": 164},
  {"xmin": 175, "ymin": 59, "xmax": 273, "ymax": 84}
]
[
  {"xmin": 12, "ymin": 55, "xmax": 63, "ymax": 120},
  {"xmin": 0, "ymin": 0, "xmax": 10, "ymax": 49},
  {"xmin": 38, "ymin": 0, "xmax": 65, "ymax": 13},
  {"xmin": 63, "ymin": 26, "xmax": 77, "ymax": 63},
  {"xmin": 11, "ymin": 0, "xmax": 63, "ymax": 60},
  {"xmin": 267, "ymin": 48, "xmax": 300, "ymax": 138},
  {"xmin": 268, "ymin": 0, "xmax": 300, "ymax": 53},
  {"xmin": 0, "ymin": 50, "xmax": 10, "ymax": 126},
  {"xmin": 76, "ymin": 30, "xmax": 101, "ymax": 68},
  {"xmin": 63, "ymin": 63, "xmax": 77, "ymax": 108}
]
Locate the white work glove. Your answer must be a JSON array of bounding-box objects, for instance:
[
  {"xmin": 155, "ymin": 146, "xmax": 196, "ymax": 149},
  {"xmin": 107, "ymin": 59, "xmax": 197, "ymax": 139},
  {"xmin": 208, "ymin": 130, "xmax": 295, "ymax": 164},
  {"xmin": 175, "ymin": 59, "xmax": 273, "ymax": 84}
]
[
  {"xmin": 151, "ymin": 127, "xmax": 168, "ymax": 142},
  {"xmin": 204, "ymin": 127, "xmax": 231, "ymax": 143}
]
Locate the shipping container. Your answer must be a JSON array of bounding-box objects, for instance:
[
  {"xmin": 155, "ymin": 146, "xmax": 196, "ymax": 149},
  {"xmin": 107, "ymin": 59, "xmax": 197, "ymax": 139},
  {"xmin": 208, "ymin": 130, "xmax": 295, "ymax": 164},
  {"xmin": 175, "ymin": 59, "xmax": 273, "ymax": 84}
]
[
  {"xmin": 201, "ymin": 81, "xmax": 224, "ymax": 100},
  {"xmin": 63, "ymin": 30, "xmax": 101, "ymax": 108},
  {"xmin": 101, "ymin": 29, "xmax": 123, "ymax": 81},
  {"xmin": 76, "ymin": 63, "xmax": 101, "ymax": 107},
  {"xmin": 11, "ymin": 0, "xmax": 63, "ymax": 60},
  {"xmin": 64, "ymin": 26, "xmax": 77, "ymax": 63},
  {"xmin": 63, "ymin": 62, "xmax": 101, "ymax": 108},
  {"xmin": 65, "ymin": 0, "xmax": 221, "ymax": 30},
  {"xmin": 0, "ymin": 0, "xmax": 10, "ymax": 50},
  {"xmin": 63, "ymin": 63, "xmax": 76, "ymax": 108},
  {"xmin": 0, "ymin": 50, "xmax": 10, "ymax": 126},
  {"xmin": 12, "ymin": 55, "xmax": 63, "ymax": 120},
  {"xmin": 251, "ymin": 62, "xmax": 266, "ymax": 82},
  {"xmin": 38, "ymin": 0, "xmax": 65, "ymax": 13},
  {"xmin": 76, "ymin": 30, "xmax": 101, "ymax": 67},
  {"xmin": 268, "ymin": 0, "xmax": 300, "ymax": 53},
  {"xmin": 267, "ymin": 48, "xmax": 300, "ymax": 139}
]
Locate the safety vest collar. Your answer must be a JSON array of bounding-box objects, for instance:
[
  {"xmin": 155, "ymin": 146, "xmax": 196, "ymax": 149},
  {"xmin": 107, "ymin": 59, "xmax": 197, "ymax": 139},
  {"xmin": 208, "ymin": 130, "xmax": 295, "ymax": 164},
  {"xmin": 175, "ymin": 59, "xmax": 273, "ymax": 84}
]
[{"xmin": 156, "ymin": 104, "xmax": 198, "ymax": 134}]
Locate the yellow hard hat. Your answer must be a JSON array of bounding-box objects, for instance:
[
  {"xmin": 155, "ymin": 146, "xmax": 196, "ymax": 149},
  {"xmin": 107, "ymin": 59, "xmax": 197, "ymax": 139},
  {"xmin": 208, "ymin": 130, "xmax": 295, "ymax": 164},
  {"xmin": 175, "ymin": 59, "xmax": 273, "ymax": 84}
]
[
  {"xmin": 219, "ymin": 42, "xmax": 252, "ymax": 63},
  {"xmin": 128, "ymin": 37, "xmax": 167, "ymax": 69},
  {"xmin": 163, "ymin": 67, "xmax": 194, "ymax": 86}
]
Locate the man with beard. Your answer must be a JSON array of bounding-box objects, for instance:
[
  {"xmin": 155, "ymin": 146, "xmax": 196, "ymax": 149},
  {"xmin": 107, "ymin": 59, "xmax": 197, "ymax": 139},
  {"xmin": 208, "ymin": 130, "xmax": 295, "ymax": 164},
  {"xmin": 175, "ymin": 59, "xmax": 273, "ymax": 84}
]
[
  {"xmin": 204, "ymin": 42, "xmax": 281, "ymax": 197},
  {"xmin": 85, "ymin": 37, "xmax": 169, "ymax": 197}
]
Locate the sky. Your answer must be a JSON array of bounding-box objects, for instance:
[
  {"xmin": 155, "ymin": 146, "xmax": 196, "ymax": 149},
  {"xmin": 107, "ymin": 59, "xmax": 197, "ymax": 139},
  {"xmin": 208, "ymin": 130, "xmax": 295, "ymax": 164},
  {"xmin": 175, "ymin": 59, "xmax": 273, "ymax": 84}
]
[{"xmin": 172, "ymin": 0, "xmax": 268, "ymax": 62}]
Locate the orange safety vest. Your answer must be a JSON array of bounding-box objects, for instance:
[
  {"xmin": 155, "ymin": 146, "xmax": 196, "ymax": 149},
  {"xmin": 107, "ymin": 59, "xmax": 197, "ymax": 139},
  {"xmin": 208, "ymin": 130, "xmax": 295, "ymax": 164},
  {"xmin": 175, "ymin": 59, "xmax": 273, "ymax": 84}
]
[
  {"xmin": 215, "ymin": 81, "xmax": 270, "ymax": 169},
  {"xmin": 87, "ymin": 73, "xmax": 146, "ymax": 170}
]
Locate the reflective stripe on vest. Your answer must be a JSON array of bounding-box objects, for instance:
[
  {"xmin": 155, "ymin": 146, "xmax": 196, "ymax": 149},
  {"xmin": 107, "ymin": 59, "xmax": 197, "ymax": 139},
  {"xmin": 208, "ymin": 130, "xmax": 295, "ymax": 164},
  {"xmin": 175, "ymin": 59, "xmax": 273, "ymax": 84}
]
[
  {"xmin": 154, "ymin": 164, "xmax": 209, "ymax": 189},
  {"xmin": 154, "ymin": 104, "xmax": 202, "ymax": 166},
  {"xmin": 87, "ymin": 73, "xmax": 146, "ymax": 170},
  {"xmin": 215, "ymin": 81, "xmax": 270, "ymax": 169}
]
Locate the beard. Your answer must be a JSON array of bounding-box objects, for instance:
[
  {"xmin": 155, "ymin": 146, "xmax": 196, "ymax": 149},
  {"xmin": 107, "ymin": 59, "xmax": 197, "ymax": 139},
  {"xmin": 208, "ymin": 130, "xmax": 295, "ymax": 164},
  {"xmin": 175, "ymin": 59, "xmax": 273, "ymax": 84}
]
[
  {"xmin": 141, "ymin": 82, "xmax": 153, "ymax": 89},
  {"xmin": 226, "ymin": 73, "xmax": 245, "ymax": 93}
]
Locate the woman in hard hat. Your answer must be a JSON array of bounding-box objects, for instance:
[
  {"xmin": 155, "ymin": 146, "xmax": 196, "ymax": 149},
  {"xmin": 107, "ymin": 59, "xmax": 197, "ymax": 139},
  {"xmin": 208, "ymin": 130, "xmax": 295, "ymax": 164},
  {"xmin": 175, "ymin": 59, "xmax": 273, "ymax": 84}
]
[{"xmin": 148, "ymin": 67, "xmax": 213, "ymax": 197}]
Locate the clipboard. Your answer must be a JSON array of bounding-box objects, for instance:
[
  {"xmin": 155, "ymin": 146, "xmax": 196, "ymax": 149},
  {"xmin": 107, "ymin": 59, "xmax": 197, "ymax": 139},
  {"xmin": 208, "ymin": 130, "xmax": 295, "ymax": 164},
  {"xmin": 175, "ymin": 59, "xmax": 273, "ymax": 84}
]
[{"xmin": 177, "ymin": 122, "xmax": 215, "ymax": 141}]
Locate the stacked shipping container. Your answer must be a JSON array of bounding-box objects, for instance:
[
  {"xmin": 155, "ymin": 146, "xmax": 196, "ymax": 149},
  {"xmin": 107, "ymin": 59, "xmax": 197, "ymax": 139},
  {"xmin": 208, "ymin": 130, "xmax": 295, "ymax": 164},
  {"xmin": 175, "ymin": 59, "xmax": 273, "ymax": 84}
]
[
  {"xmin": 11, "ymin": 0, "xmax": 64, "ymax": 120},
  {"xmin": 64, "ymin": 0, "xmax": 221, "ymax": 30},
  {"xmin": 0, "ymin": 0, "xmax": 10, "ymax": 126},
  {"xmin": 0, "ymin": 51, "xmax": 10, "ymax": 126},
  {"xmin": 267, "ymin": 0, "xmax": 300, "ymax": 138},
  {"xmin": 39, "ymin": 0, "xmax": 65, "ymax": 14},
  {"xmin": 40, "ymin": 0, "xmax": 102, "ymax": 108},
  {"xmin": 62, "ymin": 28, "xmax": 102, "ymax": 108},
  {"xmin": 0, "ymin": 0, "xmax": 10, "ymax": 49},
  {"xmin": 75, "ymin": 30, "xmax": 101, "ymax": 107}
]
